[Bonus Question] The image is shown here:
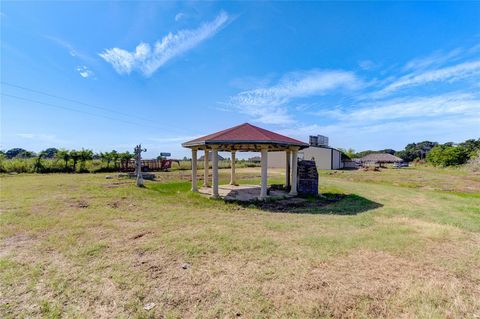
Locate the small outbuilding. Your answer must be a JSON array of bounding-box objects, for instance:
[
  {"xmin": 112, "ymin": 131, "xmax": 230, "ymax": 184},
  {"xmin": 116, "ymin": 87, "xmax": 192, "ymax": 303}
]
[
  {"xmin": 269, "ymin": 145, "xmax": 343, "ymax": 170},
  {"xmin": 182, "ymin": 123, "xmax": 308, "ymax": 199},
  {"xmin": 268, "ymin": 135, "xmax": 343, "ymax": 170}
]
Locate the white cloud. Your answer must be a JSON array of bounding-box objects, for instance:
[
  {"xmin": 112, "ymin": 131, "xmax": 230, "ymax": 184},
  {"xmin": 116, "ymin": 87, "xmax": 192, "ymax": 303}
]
[
  {"xmin": 359, "ymin": 60, "xmax": 376, "ymax": 70},
  {"xmin": 402, "ymin": 48, "xmax": 464, "ymax": 72},
  {"xmin": 241, "ymin": 105, "xmax": 295, "ymax": 125},
  {"xmin": 377, "ymin": 59, "xmax": 480, "ymax": 96},
  {"xmin": 76, "ymin": 65, "xmax": 95, "ymax": 78},
  {"xmin": 227, "ymin": 69, "xmax": 360, "ymax": 124},
  {"xmin": 231, "ymin": 70, "xmax": 360, "ymax": 107},
  {"xmin": 16, "ymin": 133, "xmax": 35, "ymax": 139},
  {"xmin": 16, "ymin": 133, "xmax": 57, "ymax": 141},
  {"xmin": 319, "ymin": 92, "xmax": 480, "ymax": 123},
  {"xmin": 99, "ymin": 11, "xmax": 229, "ymax": 76},
  {"xmin": 175, "ymin": 12, "xmax": 185, "ymax": 22}
]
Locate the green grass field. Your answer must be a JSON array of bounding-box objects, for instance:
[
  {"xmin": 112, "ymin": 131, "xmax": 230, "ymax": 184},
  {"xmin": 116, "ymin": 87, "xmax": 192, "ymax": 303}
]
[{"xmin": 1, "ymin": 167, "xmax": 479, "ymax": 318}]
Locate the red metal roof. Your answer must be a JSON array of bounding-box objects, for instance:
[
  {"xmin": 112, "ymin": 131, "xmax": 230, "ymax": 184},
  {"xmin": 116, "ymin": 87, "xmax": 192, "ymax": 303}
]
[{"xmin": 182, "ymin": 123, "xmax": 308, "ymax": 148}]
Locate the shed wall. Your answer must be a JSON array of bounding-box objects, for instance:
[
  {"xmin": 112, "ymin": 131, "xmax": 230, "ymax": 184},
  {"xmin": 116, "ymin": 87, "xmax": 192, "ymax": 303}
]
[{"xmin": 267, "ymin": 147, "xmax": 343, "ymax": 170}]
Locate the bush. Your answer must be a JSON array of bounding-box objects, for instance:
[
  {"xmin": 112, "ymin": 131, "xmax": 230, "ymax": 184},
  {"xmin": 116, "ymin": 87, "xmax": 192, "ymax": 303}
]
[{"xmin": 426, "ymin": 145, "xmax": 470, "ymax": 167}]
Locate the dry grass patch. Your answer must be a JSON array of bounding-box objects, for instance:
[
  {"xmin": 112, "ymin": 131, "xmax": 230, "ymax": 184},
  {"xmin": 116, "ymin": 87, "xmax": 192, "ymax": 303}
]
[{"xmin": 1, "ymin": 168, "xmax": 479, "ymax": 318}]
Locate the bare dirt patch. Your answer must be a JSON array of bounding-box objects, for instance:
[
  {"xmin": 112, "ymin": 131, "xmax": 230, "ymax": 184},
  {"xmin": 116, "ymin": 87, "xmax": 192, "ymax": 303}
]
[
  {"xmin": 107, "ymin": 197, "xmax": 138, "ymax": 210},
  {"xmin": 130, "ymin": 232, "xmax": 151, "ymax": 240},
  {"xmin": 69, "ymin": 199, "xmax": 89, "ymax": 208},
  {"xmin": 0, "ymin": 234, "xmax": 36, "ymax": 258}
]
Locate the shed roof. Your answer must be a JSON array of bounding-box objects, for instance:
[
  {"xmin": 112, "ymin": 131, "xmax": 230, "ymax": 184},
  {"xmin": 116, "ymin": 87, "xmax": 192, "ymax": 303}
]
[
  {"xmin": 182, "ymin": 123, "xmax": 308, "ymax": 151},
  {"xmin": 360, "ymin": 153, "xmax": 403, "ymax": 163}
]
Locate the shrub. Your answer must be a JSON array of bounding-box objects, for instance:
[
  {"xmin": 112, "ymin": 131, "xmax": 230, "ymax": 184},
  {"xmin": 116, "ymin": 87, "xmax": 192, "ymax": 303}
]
[{"xmin": 426, "ymin": 145, "xmax": 470, "ymax": 167}]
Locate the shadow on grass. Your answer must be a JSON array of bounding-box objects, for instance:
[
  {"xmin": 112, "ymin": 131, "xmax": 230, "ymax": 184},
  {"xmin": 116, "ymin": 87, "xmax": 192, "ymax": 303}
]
[
  {"xmin": 240, "ymin": 193, "xmax": 383, "ymax": 215},
  {"xmin": 146, "ymin": 181, "xmax": 382, "ymax": 215}
]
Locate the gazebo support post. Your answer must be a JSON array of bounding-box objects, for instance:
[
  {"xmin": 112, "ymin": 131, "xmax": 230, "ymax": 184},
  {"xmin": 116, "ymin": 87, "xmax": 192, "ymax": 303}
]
[
  {"xmin": 211, "ymin": 146, "xmax": 219, "ymax": 198},
  {"xmin": 289, "ymin": 147, "xmax": 298, "ymax": 196},
  {"xmin": 285, "ymin": 150, "xmax": 291, "ymax": 189},
  {"xmin": 203, "ymin": 148, "xmax": 209, "ymax": 187},
  {"xmin": 230, "ymin": 150, "xmax": 236, "ymax": 185},
  {"xmin": 260, "ymin": 147, "xmax": 268, "ymax": 199},
  {"xmin": 191, "ymin": 148, "xmax": 198, "ymax": 192}
]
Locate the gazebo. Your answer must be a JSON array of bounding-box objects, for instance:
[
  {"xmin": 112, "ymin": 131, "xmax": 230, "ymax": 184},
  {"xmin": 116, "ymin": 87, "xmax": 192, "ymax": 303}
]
[{"xmin": 182, "ymin": 123, "xmax": 308, "ymax": 199}]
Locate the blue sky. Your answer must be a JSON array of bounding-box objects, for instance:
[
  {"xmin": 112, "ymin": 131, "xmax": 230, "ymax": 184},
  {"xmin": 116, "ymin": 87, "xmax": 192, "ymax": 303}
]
[{"xmin": 1, "ymin": 1, "xmax": 479, "ymax": 158}]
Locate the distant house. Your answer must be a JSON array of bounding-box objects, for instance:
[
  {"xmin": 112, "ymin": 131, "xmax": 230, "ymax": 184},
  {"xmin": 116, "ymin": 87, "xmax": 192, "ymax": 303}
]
[
  {"xmin": 198, "ymin": 152, "xmax": 225, "ymax": 161},
  {"xmin": 360, "ymin": 153, "xmax": 403, "ymax": 165}
]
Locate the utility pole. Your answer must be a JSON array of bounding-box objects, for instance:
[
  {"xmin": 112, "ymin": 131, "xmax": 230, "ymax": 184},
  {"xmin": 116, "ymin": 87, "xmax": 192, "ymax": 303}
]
[{"xmin": 134, "ymin": 144, "xmax": 147, "ymax": 187}]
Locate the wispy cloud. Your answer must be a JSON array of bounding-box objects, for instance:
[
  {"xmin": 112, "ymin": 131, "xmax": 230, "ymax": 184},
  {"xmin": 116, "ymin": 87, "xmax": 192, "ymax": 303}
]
[
  {"xmin": 16, "ymin": 133, "xmax": 57, "ymax": 141},
  {"xmin": 76, "ymin": 65, "xmax": 95, "ymax": 78},
  {"xmin": 377, "ymin": 60, "xmax": 480, "ymax": 96},
  {"xmin": 175, "ymin": 12, "xmax": 185, "ymax": 22},
  {"xmin": 316, "ymin": 92, "xmax": 480, "ymax": 123},
  {"xmin": 231, "ymin": 70, "xmax": 360, "ymax": 107},
  {"xmin": 99, "ymin": 11, "xmax": 229, "ymax": 77},
  {"xmin": 239, "ymin": 105, "xmax": 295, "ymax": 125},
  {"xmin": 358, "ymin": 60, "xmax": 376, "ymax": 70},
  {"xmin": 227, "ymin": 70, "xmax": 360, "ymax": 124},
  {"xmin": 402, "ymin": 48, "xmax": 464, "ymax": 72},
  {"xmin": 44, "ymin": 35, "xmax": 96, "ymax": 64}
]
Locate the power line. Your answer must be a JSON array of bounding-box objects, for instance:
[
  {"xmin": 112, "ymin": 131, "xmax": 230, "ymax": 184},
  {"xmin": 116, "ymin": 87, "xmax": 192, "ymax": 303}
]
[
  {"xmin": 0, "ymin": 81, "xmax": 159, "ymax": 124},
  {"xmin": 1, "ymin": 93, "xmax": 167, "ymax": 130}
]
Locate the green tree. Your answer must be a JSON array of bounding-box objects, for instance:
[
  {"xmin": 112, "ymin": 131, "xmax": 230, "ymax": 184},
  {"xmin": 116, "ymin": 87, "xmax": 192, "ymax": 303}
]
[
  {"xmin": 33, "ymin": 151, "xmax": 47, "ymax": 173},
  {"xmin": 19, "ymin": 150, "xmax": 36, "ymax": 158},
  {"xmin": 119, "ymin": 151, "xmax": 133, "ymax": 169},
  {"xmin": 99, "ymin": 152, "xmax": 113, "ymax": 168},
  {"xmin": 458, "ymin": 138, "xmax": 480, "ymax": 157},
  {"xmin": 78, "ymin": 149, "xmax": 93, "ymax": 171},
  {"xmin": 69, "ymin": 150, "xmax": 81, "ymax": 171},
  {"xmin": 56, "ymin": 149, "xmax": 71, "ymax": 171},
  {"xmin": 111, "ymin": 150, "xmax": 120, "ymax": 168},
  {"xmin": 41, "ymin": 148, "xmax": 58, "ymax": 159},
  {"xmin": 5, "ymin": 148, "xmax": 28, "ymax": 159},
  {"xmin": 338, "ymin": 148, "xmax": 355, "ymax": 159}
]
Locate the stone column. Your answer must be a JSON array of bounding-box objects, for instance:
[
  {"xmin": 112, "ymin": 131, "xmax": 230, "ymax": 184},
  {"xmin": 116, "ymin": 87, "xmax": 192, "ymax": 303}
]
[
  {"xmin": 230, "ymin": 150, "xmax": 236, "ymax": 185},
  {"xmin": 285, "ymin": 150, "xmax": 291, "ymax": 189},
  {"xmin": 191, "ymin": 148, "xmax": 198, "ymax": 192},
  {"xmin": 203, "ymin": 149, "xmax": 209, "ymax": 187},
  {"xmin": 260, "ymin": 147, "xmax": 268, "ymax": 199},
  {"xmin": 211, "ymin": 146, "xmax": 219, "ymax": 198},
  {"xmin": 290, "ymin": 148, "xmax": 298, "ymax": 196}
]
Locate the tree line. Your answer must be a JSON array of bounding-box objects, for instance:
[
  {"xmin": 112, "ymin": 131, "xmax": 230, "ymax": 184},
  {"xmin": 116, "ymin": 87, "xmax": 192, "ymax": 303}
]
[
  {"xmin": 341, "ymin": 138, "xmax": 480, "ymax": 167},
  {"xmin": 0, "ymin": 148, "xmax": 134, "ymax": 173}
]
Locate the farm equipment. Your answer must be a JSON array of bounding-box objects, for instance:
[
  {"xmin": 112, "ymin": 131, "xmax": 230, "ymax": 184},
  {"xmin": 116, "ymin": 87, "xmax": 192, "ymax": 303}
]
[
  {"xmin": 119, "ymin": 159, "xmax": 180, "ymax": 172},
  {"xmin": 159, "ymin": 159, "xmax": 180, "ymax": 171}
]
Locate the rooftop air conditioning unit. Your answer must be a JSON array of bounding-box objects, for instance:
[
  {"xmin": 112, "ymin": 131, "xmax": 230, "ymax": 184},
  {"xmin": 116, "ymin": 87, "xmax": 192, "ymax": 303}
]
[{"xmin": 309, "ymin": 135, "xmax": 329, "ymax": 147}]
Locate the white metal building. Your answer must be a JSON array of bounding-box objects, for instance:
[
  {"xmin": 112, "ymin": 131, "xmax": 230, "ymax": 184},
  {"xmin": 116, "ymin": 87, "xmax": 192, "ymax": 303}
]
[{"xmin": 268, "ymin": 135, "xmax": 343, "ymax": 170}]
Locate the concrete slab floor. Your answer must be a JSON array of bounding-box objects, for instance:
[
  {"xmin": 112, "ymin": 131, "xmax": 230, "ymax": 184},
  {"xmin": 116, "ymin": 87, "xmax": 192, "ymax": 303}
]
[{"xmin": 198, "ymin": 184, "xmax": 291, "ymax": 202}]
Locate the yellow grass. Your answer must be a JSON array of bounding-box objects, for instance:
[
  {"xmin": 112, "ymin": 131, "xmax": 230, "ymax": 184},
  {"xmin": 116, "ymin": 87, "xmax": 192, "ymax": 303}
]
[{"xmin": 1, "ymin": 167, "xmax": 479, "ymax": 318}]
